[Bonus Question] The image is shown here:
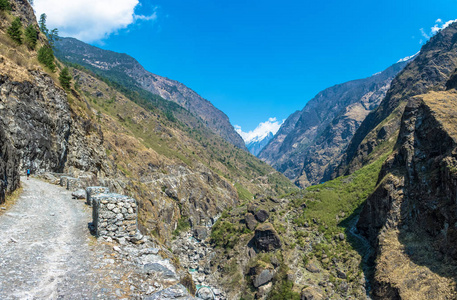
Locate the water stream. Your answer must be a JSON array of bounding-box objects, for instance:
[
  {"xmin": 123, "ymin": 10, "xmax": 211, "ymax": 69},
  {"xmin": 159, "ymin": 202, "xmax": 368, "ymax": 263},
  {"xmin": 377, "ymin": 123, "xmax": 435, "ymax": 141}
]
[{"xmin": 347, "ymin": 216, "xmax": 374, "ymax": 299}]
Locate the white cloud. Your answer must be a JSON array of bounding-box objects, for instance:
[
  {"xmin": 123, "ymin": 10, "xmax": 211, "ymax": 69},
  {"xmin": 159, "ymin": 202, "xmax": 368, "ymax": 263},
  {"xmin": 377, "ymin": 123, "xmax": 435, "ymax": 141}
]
[
  {"xmin": 419, "ymin": 19, "xmax": 457, "ymax": 44},
  {"xmin": 235, "ymin": 117, "xmax": 283, "ymax": 144},
  {"xmin": 420, "ymin": 28, "xmax": 430, "ymax": 39},
  {"xmin": 33, "ymin": 0, "xmax": 157, "ymax": 43},
  {"xmin": 431, "ymin": 19, "xmax": 457, "ymax": 34}
]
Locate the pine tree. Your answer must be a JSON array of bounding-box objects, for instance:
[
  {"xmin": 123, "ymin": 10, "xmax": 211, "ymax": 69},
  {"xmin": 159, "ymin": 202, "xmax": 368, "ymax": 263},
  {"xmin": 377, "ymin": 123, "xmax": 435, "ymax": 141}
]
[
  {"xmin": 39, "ymin": 13, "xmax": 48, "ymax": 36},
  {"xmin": 48, "ymin": 28, "xmax": 59, "ymax": 49},
  {"xmin": 59, "ymin": 67, "xmax": 72, "ymax": 90},
  {"xmin": 38, "ymin": 13, "xmax": 59, "ymax": 50},
  {"xmin": 37, "ymin": 46, "xmax": 55, "ymax": 72},
  {"xmin": 7, "ymin": 17, "xmax": 22, "ymax": 44},
  {"xmin": 0, "ymin": 0, "xmax": 11, "ymax": 11},
  {"xmin": 24, "ymin": 24, "xmax": 37, "ymax": 50}
]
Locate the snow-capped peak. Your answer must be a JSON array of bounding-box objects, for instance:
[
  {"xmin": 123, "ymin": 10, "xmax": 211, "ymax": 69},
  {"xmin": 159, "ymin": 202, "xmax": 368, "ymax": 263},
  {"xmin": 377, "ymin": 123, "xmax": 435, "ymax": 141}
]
[
  {"xmin": 397, "ymin": 51, "xmax": 420, "ymax": 63},
  {"xmin": 235, "ymin": 117, "xmax": 283, "ymax": 144}
]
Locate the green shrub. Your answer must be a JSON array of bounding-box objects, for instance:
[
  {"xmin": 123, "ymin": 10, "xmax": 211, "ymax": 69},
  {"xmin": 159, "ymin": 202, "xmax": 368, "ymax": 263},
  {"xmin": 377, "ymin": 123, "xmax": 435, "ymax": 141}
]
[
  {"xmin": 7, "ymin": 17, "xmax": 22, "ymax": 44},
  {"xmin": 173, "ymin": 216, "xmax": 190, "ymax": 236},
  {"xmin": 24, "ymin": 24, "xmax": 37, "ymax": 49},
  {"xmin": 268, "ymin": 280, "xmax": 300, "ymax": 300},
  {"xmin": 210, "ymin": 220, "xmax": 240, "ymax": 249},
  {"xmin": 59, "ymin": 67, "xmax": 72, "ymax": 90},
  {"xmin": 37, "ymin": 45, "xmax": 55, "ymax": 71},
  {"xmin": 0, "ymin": 0, "xmax": 11, "ymax": 11}
]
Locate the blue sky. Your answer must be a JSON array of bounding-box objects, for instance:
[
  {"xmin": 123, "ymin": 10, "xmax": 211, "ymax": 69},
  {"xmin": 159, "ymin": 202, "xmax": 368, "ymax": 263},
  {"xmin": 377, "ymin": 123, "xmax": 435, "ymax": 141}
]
[{"xmin": 34, "ymin": 0, "xmax": 457, "ymax": 138}]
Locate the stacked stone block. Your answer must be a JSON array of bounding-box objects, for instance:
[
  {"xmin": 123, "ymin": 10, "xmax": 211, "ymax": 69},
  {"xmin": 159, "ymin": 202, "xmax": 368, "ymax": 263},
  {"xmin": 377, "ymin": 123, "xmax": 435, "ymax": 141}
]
[
  {"xmin": 86, "ymin": 186, "xmax": 110, "ymax": 206},
  {"xmin": 92, "ymin": 193, "xmax": 138, "ymax": 238},
  {"xmin": 59, "ymin": 176, "xmax": 71, "ymax": 188},
  {"xmin": 66, "ymin": 177, "xmax": 84, "ymax": 191}
]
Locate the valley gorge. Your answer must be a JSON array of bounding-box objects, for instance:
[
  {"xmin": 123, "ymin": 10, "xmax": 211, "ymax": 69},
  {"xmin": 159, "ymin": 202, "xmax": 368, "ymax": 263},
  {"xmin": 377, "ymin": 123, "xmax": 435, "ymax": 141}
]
[
  {"xmin": 1, "ymin": 0, "xmax": 457, "ymax": 299},
  {"xmin": 259, "ymin": 60, "xmax": 410, "ymax": 188}
]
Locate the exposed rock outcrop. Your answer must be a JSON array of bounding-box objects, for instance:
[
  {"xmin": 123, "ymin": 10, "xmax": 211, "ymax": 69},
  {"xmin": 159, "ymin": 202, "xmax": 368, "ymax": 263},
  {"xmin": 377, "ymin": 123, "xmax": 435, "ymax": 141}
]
[
  {"xmin": 253, "ymin": 269, "xmax": 274, "ymax": 288},
  {"xmin": 0, "ymin": 73, "xmax": 71, "ymax": 173},
  {"xmin": 0, "ymin": 126, "xmax": 19, "ymax": 204},
  {"xmin": 254, "ymin": 223, "xmax": 281, "ymax": 251},
  {"xmin": 356, "ymin": 93, "xmax": 457, "ymax": 298}
]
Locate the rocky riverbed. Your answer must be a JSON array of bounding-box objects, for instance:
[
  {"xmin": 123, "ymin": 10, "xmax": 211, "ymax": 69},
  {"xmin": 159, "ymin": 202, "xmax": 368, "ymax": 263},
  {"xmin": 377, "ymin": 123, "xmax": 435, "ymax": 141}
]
[{"xmin": 172, "ymin": 232, "xmax": 227, "ymax": 300}]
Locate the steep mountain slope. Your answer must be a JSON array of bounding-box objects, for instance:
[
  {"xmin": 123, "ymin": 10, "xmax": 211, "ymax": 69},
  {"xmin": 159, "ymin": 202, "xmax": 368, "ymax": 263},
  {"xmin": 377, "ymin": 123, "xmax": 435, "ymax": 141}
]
[
  {"xmin": 338, "ymin": 22, "xmax": 457, "ymax": 299},
  {"xmin": 335, "ymin": 28, "xmax": 457, "ymax": 178},
  {"xmin": 69, "ymin": 66, "xmax": 295, "ymax": 240},
  {"xmin": 246, "ymin": 132, "xmax": 274, "ymax": 156},
  {"xmin": 0, "ymin": 0, "xmax": 295, "ymax": 246},
  {"xmin": 259, "ymin": 61, "xmax": 409, "ymax": 187},
  {"xmin": 202, "ymin": 25, "xmax": 457, "ymax": 297},
  {"xmin": 54, "ymin": 37, "xmax": 247, "ymax": 150}
]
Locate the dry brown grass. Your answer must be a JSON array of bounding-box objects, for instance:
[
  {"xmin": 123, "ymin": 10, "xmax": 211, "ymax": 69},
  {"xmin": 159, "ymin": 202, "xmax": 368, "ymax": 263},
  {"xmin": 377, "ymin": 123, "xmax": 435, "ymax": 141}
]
[
  {"xmin": 0, "ymin": 12, "xmax": 63, "ymax": 85},
  {"xmin": 376, "ymin": 229, "xmax": 456, "ymax": 299},
  {"xmin": 0, "ymin": 186, "xmax": 23, "ymax": 216},
  {"xmin": 419, "ymin": 91, "xmax": 457, "ymax": 141}
]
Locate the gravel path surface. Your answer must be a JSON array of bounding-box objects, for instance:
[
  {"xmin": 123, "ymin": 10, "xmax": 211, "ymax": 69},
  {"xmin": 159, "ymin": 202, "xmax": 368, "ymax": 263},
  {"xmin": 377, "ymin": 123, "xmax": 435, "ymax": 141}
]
[
  {"xmin": 0, "ymin": 177, "xmax": 136, "ymax": 299},
  {"xmin": 0, "ymin": 177, "xmax": 198, "ymax": 300},
  {"xmin": 0, "ymin": 177, "xmax": 100, "ymax": 299}
]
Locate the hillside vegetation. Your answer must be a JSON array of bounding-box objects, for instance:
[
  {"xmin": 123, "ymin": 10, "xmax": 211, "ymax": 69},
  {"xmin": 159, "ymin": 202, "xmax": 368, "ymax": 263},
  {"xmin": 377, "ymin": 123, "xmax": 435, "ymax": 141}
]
[
  {"xmin": 65, "ymin": 64, "xmax": 297, "ymax": 241},
  {"xmin": 206, "ymin": 152, "xmax": 391, "ymax": 299},
  {"xmin": 0, "ymin": 0, "xmax": 296, "ymax": 246}
]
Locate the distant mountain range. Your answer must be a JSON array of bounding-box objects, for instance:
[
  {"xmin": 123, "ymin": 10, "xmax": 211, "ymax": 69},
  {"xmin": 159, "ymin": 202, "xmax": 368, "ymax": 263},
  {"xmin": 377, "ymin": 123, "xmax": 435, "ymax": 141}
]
[
  {"xmin": 54, "ymin": 37, "xmax": 247, "ymax": 150},
  {"xmin": 259, "ymin": 58, "xmax": 413, "ymax": 187}
]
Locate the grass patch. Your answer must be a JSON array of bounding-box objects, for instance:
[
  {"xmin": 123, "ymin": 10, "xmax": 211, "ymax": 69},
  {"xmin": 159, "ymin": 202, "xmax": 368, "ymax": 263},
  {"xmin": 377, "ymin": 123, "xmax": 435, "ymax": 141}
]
[
  {"xmin": 173, "ymin": 216, "xmax": 190, "ymax": 236},
  {"xmin": 292, "ymin": 151, "xmax": 390, "ymax": 241},
  {"xmin": 235, "ymin": 183, "xmax": 253, "ymax": 201}
]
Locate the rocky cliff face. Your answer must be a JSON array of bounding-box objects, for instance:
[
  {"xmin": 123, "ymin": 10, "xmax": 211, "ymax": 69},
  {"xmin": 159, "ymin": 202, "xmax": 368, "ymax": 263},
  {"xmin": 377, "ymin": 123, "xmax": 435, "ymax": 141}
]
[
  {"xmin": 0, "ymin": 62, "xmax": 111, "ymax": 179},
  {"xmin": 259, "ymin": 61, "xmax": 408, "ymax": 187},
  {"xmin": 0, "ymin": 125, "xmax": 19, "ymax": 204},
  {"xmin": 346, "ymin": 23, "xmax": 457, "ymax": 299},
  {"xmin": 356, "ymin": 92, "xmax": 457, "ymax": 299},
  {"xmin": 0, "ymin": 72, "xmax": 72, "ymax": 173},
  {"xmin": 54, "ymin": 37, "xmax": 247, "ymax": 150},
  {"xmin": 0, "ymin": 0, "xmax": 109, "ymax": 203}
]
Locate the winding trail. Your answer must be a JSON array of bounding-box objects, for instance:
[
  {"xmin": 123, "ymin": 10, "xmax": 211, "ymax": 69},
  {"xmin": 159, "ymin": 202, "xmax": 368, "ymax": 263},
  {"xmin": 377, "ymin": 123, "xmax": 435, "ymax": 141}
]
[
  {"xmin": 0, "ymin": 177, "xmax": 97, "ymax": 299},
  {"xmin": 0, "ymin": 177, "xmax": 154, "ymax": 300}
]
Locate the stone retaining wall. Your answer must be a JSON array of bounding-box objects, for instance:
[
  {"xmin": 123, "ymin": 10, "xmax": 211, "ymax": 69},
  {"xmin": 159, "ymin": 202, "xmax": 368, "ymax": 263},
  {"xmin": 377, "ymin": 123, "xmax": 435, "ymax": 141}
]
[
  {"xmin": 86, "ymin": 186, "xmax": 110, "ymax": 206},
  {"xmin": 92, "ymin": 193, "xmax": 138, "ymax": 238},
  {"xmin": 59, "ymin": 176, "xmax": 71, "ymax": 188},
  {"xmin": 59, "ymin": 175, "xmax": 97, "ymax": 191}
]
